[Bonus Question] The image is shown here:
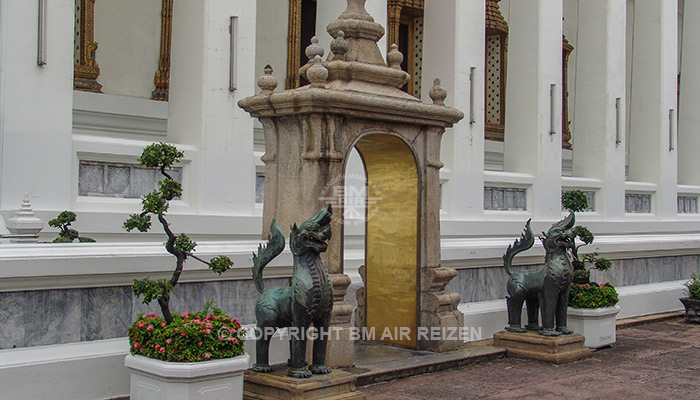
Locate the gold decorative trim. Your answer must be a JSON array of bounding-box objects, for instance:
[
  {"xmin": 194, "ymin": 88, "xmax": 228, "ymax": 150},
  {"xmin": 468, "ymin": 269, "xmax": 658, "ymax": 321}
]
[
  {"xmin": 286, "ymin": 0, "xmax": 303, "ymax": 89},
  {"xmin": 562, "ymin": 35, "xmax": 574, "ymax": 149},
  {"xmin": 485, "ymin": 0, "xmax": 508, "ymax": 142},
  {"xmin": 152, "ymin": 0, "xmax": 174, "ymax": 101},
  {"xmin": 74, "ymin": 0, "xmax": 102, "ymax": 92},
  {"xmin": 387, "ymin": 4, "xmax": 402, "ymax": 52}
]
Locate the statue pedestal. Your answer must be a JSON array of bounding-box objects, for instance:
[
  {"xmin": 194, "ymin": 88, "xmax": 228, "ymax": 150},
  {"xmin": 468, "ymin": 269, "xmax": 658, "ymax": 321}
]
[
  {"xmin": 493, "ymin": 331, "xmax": 592, "ymax": 364},
  {"xmin": 244, "ymin": 367, "xmax": 365, "ymax": 400}
]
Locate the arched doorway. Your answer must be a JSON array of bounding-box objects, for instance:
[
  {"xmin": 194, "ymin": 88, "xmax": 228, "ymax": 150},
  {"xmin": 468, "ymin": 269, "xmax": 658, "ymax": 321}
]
[
  {"xmin": 353, "ymin": 133, "xmax": 419, "ymax": 348},
  {"xmin": 239, "ymin": 0, "xmax": 464, "ymax": 366}
]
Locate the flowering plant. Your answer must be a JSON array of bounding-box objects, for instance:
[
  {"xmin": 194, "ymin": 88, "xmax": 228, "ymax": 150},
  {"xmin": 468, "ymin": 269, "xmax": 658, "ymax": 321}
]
[
  {"xmin": 128, "ymin": 303, "xmax": 246, "ymax": 362},
  {"xmin": 569, "ymin": 282, "xmax": 619, "ymax": 309}
]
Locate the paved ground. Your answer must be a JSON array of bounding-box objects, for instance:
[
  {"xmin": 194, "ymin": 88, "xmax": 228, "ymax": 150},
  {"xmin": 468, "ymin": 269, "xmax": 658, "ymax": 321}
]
[{"xmin": 358, "ymin": 317, "xmax": 700, "ymax": 399}]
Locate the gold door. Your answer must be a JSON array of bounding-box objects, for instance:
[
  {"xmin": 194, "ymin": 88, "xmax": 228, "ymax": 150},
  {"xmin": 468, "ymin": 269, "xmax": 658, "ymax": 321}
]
[{"xmin": 355, "ymin": 134, "xmax": 419, "ymax": 348}]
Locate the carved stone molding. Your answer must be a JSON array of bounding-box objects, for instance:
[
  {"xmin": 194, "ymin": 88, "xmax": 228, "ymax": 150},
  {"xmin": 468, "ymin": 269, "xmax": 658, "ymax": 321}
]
[
  {"xmin": 74, "ymin": 0, "xmax": 102, "ymax": 92},
  {"xmin": 152, "ymin": 0, "xmax": 174, "ymax": 101}
]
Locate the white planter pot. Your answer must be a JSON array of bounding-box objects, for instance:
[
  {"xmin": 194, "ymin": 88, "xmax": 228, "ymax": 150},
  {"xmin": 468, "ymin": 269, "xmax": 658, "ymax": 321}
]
[
  {"xmin": 125, "ymin": 353, "xmax": 250, "ymax": 400},
  {"xmin": 567, "ymin": 305, "xmax": 621, "ymax": 349}
]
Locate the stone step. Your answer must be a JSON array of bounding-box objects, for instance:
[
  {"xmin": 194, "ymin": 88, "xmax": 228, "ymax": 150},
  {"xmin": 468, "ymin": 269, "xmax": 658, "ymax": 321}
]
[{"xmin": 340, "ymin": 341, "xmax": 506, "ymax": 386}]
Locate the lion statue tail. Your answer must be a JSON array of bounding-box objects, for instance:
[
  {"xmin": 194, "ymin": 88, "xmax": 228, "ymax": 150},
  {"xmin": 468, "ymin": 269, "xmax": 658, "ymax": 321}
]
[
  {"xmin": 252, "ymin": 219, "xmax": 285, "ymax": 293},
  {"xmin": 503, "ymin": 219, "xmax": 535, "ymax": 276}
]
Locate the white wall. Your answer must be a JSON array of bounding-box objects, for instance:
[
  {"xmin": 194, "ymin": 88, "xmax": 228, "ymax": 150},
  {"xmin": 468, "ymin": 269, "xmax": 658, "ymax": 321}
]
[
  {"xmin": 0, "ymin": 0, "xmax": 74, "ymax": 211},
  {"xmin": 94, "ymin": 0, "xmax": 161, "ymax": 99}
]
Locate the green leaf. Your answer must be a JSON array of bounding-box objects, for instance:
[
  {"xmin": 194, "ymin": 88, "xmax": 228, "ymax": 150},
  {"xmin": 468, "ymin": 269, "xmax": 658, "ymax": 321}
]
[
  {"xmin": 562, "ymin": 190, "xmax": 588, "ymax": 212},
  {"xmin": 159, "ymin": 178, "xmax": 182, "ymax": 200},
  {"xmin": 132, "ymin": 277, "xmax": 173, "ymax": 305},
  {"xmin": 209, "ymin": 256, "xmax": 233, "ymax": 275},
  {"xmin": 48, "ymin": 210, "xmax": 77, "ymax": 228},
  {"xmin": 174, "ymin": 234, "xmax": 196, "ymax": 253},
  {"xmin": 138, "ymin": 143, "xmax": 183, "ymax": 170},
  {"xmin": 124, "ymin": 214, "xmax": 152, "ymax": 232},
  {"xmin": 142, "ymin": 192, "xmax": 168, "ymax": 215}
]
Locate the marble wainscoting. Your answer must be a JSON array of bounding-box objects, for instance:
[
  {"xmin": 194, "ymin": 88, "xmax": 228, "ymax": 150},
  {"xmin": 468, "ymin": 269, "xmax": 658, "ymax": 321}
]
[
  {"xmin": 0, "ymin": 278, "xmax": 286, "ymax": 350},
  {"xmin": 446, "ymin": 255, "xmax": 700, "ymax": 304}
]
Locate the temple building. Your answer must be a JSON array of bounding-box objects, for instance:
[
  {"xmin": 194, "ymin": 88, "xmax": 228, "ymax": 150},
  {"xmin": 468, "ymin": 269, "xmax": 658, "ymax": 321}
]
[{"xmin": 0, "ymin": 0, "xmax": 697, "ymax": 398}]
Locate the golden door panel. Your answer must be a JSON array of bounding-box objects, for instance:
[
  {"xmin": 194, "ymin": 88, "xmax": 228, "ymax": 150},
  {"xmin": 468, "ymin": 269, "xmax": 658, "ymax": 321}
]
[{"xmin": 355, "ymin": 134, "xmax": 418, "ymax": 348}]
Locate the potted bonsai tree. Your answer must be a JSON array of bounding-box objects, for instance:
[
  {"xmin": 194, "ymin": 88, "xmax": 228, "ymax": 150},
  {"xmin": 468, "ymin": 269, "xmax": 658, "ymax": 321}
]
[
  {"xmin": 680, "ymin": 274, "xmax": 700, "ymax": 323},
  {"xmin": 562, "ymin": 190, "xmax": 621, "ymax": 349},
  {"xmin": 122, "ymin": 143, "xmax": 248, "ymax": 400}
]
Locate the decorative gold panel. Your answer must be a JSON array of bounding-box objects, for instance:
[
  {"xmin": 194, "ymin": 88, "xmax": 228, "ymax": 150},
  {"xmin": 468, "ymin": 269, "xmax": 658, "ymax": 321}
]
[
  {"xmin": 152, "ymin": 0, "xmax": 174, "ymax": 101},
  {"xmin": 356, "ymin": 134, "xmax": 419, "ymax": 348},
  {"xmin": 562, "ymin": 35, "xmax": 574, "ymax": 149},
  {"xmin": 286, "ymin": 0, "xmax": 303, "ymax": 89},
  {"xmin": 74, "ymin": 0, "xmax": 102, "ymax": 92}
]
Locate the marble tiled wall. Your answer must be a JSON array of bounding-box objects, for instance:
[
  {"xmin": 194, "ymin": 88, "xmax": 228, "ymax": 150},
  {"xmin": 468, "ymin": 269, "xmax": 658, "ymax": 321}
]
[
  {"xmin": 445, "ymin": 255, "xmax": 700, "ymax": 304},
  {"xmin": 0, "ymin": 277, "xmax": 287, "ymax": 350}
]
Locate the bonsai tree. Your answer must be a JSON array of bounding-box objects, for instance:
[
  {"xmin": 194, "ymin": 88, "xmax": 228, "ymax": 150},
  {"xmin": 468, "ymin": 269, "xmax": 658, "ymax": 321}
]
[
  {"xmin": 124, "ymin": 143, "xmax": 233, "ymax": 323},
  {"xmin": 49, "ymin": 210, "xmax": 95, "ymax": 243},
  {"xmin": 561, "ymin": 190, "xmax": 612, "ymax": 285},
  {"xmin": 683, "ymin": 274, "xmax": 700, "ymax": 301}
]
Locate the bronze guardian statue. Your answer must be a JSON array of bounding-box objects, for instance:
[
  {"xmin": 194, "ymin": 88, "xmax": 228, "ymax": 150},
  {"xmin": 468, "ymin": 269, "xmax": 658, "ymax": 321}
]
[
  {"xmin": 503, "ymin": 213, "xmax": 577, "ymax": 336},
  {"xmin": 251, "ymin": 204, "xmax": 334, "ymax": 378}
]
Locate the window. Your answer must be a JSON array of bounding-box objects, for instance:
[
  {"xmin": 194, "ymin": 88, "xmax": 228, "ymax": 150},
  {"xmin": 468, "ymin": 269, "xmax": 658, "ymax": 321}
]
[{"xmin": 78, "ymin": 160, "xmax": 182, "ymax": 198}]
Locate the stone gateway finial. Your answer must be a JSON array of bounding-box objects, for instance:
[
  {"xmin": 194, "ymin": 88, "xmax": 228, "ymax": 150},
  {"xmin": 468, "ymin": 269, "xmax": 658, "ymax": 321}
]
[
  {"xmin": 257, "ymin": 65, "xmax": 278, "ymax": 94},
  {"xmin": 306, "ymin": 56, "xmax": 329, "ymax": 88},
  {"xmin": 387, "ymin": 43, "xmax": 403, "ymax": 69},
  {"xmin": 305, "ymin": 36, "xmax": 324, "ymax": 62},
  {"xmin": 330, "ymin": 31, "xmax": 349, "ymax": 61},
  {"xmin": 429, "ymin": 78, "xmax": 447, "ymax": 105}
]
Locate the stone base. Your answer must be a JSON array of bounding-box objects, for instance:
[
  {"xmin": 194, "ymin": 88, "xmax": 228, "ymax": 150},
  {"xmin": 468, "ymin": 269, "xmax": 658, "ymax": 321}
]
[
  {"xmin": 493, "ymin": 331, "xmax": 591, "ymax": 364},
  {"xmin": 244, "ymin": 366, "xmax": 365, "ymax": 400}
]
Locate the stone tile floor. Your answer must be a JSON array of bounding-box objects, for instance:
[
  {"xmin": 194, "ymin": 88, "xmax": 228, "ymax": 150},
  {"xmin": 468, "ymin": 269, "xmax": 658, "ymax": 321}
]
[{"xmin": 358, "ymin": 318, "xmax": 700, "ymax": 399}]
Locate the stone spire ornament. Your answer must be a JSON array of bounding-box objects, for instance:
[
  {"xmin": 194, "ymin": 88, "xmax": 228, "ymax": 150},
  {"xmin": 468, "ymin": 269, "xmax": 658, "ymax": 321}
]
[
  {"xmin": 6, "ymin": 193, "xmax": 43, "ymax": 242},
  {"xmin": 306, "ymin": 56, "xmax": 329, "ymax": 88},
  {"xmin": 387, "ymin": 44, "xmax": 403, "ymax": 69},
  {"xmin": 257, "ymin": 65, "xmax": 278, "ymax": 94},
  {"xmin": 429, "ymin": 78, "xmax": 447, "ymax": 105},
  {"xmin": 330, "ymin": 31, "xmax": 348, "ymax": 61},
  {"xmin": 305, "ymin": 36, "xmax": 324, "ymax": 62}
]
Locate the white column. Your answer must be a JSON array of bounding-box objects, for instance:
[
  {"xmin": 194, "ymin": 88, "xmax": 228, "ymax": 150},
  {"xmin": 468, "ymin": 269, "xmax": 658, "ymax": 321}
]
[
  {"xmin": 571, "ymin": 0, "xmax": 627, "ymax": 219},
  {"xmin": 422, "ymin": 0, "xmax": 485, "ymax": 219},
  {"xmin": 0, "ymin": 0, "xmax": 74, "ymax": 210},
  {"xmin": 316, "ymin": 0, "xmax": 387, "ymax": 59},
  {"xmin": 168, "ymin": 0, "xmax": 256, "ymax": 215},
  {"xmin": 678, "ymin": 0, "xmax": 700, "ymax": 186},
  {"xmin": 628, "ymin": 0, "xmax": 677, "ymax": 218},
  {"xmin": 503, "ymin": 0, "xmax": 563, "ymax": 220}
]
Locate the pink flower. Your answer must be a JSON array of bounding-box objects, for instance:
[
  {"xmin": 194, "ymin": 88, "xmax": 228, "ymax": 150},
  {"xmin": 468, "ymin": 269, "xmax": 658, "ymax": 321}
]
[
  {"xmin": 577, "ymin": 293, "xmax": 582, "ymax": 296},
  {"xmin": 155, "ymin": 344, "xmax": 160, "ymax": 349},
  {"xmin": 181, "ymin": 332, "xmax": 187, "ymax": 336},
  {"xmin": 198, "ymin": 342, "xmax": 203, "ymax": 346},
  {"xmin": 233, "ymin": 338, "xmax": 238, "ymax": 344},
  {"xmin": 166, "ymin": 338, "xmax": 172, "ymax": 344},
  {"xmin": 133, "ymin": 343, "xmax": 140, "ymax": 348},
  {"xmin": 204, "ymin": 353, "xmax": 211, "ymax": 359},
  {"xmin": 146, "ymin": 325, "xmax": 154, "ymax": 331},
  {"xmin": 161, "ymin": 322, "xmax": 166, "ymax": 327},
  {"xmin": 183, "ymin": 323, "xmax": 189, "ymax": 327},
  {"xmin": 144, "ymin": 313, "xmax": 157, "ymax": 318},
  {"xmin": 205, "ymin": 329, "xmax": 211, "ymax": 334},
  {"xmin": 181, "ymin": 312, "xmax": 191, "ymax": 319},
  {"xmin": 160, "ymin": 347, "xmax": 166, "ymax": 353}
]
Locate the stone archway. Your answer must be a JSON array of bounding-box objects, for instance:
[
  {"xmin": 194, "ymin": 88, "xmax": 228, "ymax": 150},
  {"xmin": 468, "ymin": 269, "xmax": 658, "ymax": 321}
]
[{"xmin": 239, "ymin": 0, "xmax": 464, "ymax": 365}]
